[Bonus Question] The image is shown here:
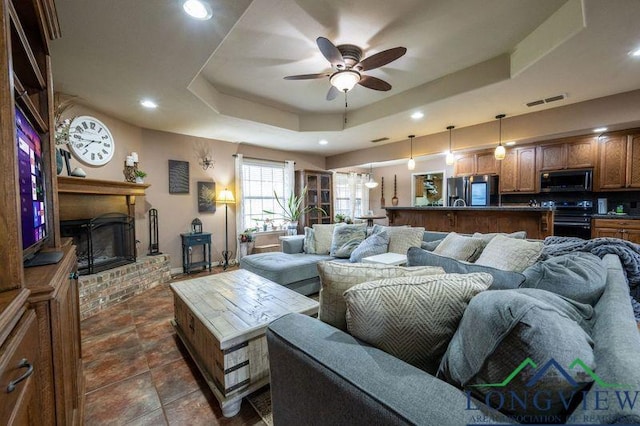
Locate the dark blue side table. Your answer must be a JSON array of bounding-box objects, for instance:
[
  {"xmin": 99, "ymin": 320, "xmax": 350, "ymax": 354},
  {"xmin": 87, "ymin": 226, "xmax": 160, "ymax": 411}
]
[{"xmin": 180, "ymin": 232, "xmax": 212, "ymax": 274}]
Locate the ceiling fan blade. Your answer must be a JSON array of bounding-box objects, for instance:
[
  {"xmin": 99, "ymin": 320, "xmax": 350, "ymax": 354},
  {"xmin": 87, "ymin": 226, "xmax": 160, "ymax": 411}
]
[
  {"xmin": 358, "ymin": 75, "xmax": 392, "ymax": 91},
  {"xmin": 317, "ymin": 37, "xmax": 345, "ymax": 68},
  {"xmin": 284, "ymin": 73, "xmax": 330, "ymax": 80},
  {"xmin": 326, "ymin": 85, "xmax": 339, "ymax": 101},
  {"xmin": 357, "ymin": 46, "xmax": 407, "ymax": 71}
]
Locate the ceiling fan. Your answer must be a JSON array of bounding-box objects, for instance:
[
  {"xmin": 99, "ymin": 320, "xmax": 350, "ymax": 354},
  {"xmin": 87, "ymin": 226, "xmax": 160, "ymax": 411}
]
[{"xmin": 284, "ymin": 37, "xmax": 407, "ymax": 101}]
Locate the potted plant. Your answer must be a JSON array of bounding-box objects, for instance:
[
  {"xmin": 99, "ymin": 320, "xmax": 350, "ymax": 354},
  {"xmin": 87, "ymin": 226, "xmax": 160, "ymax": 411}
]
[
  {"xmin": 335, "ymin": 213, "xmax": 346, "ymax": 223},
  {"xmin": 238, "ymin": 227, "xmax": 258, "ymax": 259},
  {"xmin": 263, "ymin": 186, "xmax": 326, "ymax": 235},
  {"xmin": 134, "ymin": 170, "xmax": 147, "ymax": 183}
]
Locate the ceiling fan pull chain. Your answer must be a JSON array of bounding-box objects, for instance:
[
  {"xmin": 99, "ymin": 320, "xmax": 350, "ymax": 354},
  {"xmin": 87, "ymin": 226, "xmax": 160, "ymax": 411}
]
[{"xmin": 343, "ymin": 91, "xmax": 348, "ymax": 128}]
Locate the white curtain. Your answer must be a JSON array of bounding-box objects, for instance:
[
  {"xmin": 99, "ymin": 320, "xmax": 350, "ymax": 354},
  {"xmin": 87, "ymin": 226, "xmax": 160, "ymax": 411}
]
[
  {"xmin": 283, "ymin": 160, "xmax": 295, "ymax": 206},
  {"xmin": 234, "ymin": 154, "xmax": 244, "ymax": 262},
  {"xmin": 348, "ymin": 172, "xmax": 357, "ymax": 219},
  {"xmin": 361, "ymin": 173, "xmax": 370, "ymax": 214}
]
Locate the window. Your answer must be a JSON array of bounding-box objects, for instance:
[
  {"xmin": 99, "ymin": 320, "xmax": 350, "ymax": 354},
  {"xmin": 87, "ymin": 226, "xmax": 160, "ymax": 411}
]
[
  {"xmin": 334, "ymin": 172, "xmax": 365, "ymax": 220},
  {"xmin": 241, "ymin": 159, "xmax": 286, "ymax": 230}
]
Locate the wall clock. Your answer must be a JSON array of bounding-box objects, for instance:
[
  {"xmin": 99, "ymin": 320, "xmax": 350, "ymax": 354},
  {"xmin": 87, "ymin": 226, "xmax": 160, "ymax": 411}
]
[{"xmin": 68, "ymin": 115, "xmax": 115, "ymax": 166}]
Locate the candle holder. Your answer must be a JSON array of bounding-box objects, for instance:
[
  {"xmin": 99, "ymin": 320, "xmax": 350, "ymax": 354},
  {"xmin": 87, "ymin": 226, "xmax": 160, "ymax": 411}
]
[{"xmin": 124, "ymin": 161, "xmax": 138, "ymax": 182}]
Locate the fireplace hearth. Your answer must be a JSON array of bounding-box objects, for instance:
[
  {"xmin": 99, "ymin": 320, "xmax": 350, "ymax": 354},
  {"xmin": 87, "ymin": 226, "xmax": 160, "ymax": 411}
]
[{"xmin": 61, "ymin": 212, "xmax": 136, "ymax": 275}]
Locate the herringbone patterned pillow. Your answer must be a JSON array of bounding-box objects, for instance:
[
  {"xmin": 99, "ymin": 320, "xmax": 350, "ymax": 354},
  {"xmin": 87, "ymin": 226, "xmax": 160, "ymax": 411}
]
[
  {"xmin": 317, "ymin": 262, "xmax": 444, "ymax": 331},
  {"xmin": 344, "ymin": 273, "xmax": 492, "ymax": 373}
]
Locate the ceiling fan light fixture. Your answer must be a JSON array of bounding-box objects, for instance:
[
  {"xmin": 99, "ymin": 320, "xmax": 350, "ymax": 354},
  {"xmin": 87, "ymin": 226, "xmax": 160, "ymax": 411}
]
[
  {"xmin": 330, "ymin": 70, "xmax": 361, "ymax": 92},
  {"xmin": 494, "ymin": 114, "xmax": 506, "ymax": 160},
  {"xmin": 183, "ymin": 0, "xmax": 212, "ymax": 20}
]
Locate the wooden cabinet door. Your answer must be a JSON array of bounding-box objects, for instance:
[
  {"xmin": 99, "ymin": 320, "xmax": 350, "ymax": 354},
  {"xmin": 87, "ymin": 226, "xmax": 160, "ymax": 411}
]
[
  {"xmin": 538, "ymin": 143, "xmax": 566, "ymax": 171},
  {"xmin": 499, "ymin": 149, "xmax": 518, "ymax": 193},
  {"xmin": 592, "ymin": 227, "xmax": 621, "ymax": 239},
  {"xmin": 475, "ymin": 152, "xmax": 499, "ymax": 175},
  {"xmin": 626, "ymin": 134, "xmax": 640, "ymax": 188},
  {"xmin": 624, "ymin": 229, "xmax": 640, "ymax": 244},
  {"xmin": 516, "ymin": 147, "xmax": 537, "ymax": 193},
  {"xmin": 566, "ymin": 137, "xmax": 595, "ymax": 169},
  {"xmin": 598, "ymin": 134, "xmax": 627, "ymax": 189},
  {"xmin": 454, "ymin": 154, "xmax": 475, "ymax": 176}
]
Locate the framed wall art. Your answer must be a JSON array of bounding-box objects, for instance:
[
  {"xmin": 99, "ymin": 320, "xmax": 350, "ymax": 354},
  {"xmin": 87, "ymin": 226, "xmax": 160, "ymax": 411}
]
[
  {"xmin": 168, "ymin": 160, "xmax": 189, "ymax": 194},
  {"xmin": 197, "ymin": 181, "xmax": 216, "ymax": 213}
]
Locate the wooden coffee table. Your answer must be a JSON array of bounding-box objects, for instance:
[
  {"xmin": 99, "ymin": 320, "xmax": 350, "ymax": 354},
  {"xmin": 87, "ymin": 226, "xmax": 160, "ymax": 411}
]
[{"xmin": 170, "ymin": 269, "xmax": 318, "ymax": 417}]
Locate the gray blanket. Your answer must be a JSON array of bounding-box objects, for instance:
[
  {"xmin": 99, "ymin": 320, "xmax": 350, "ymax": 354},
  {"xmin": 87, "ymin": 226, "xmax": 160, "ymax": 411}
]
[{"xmin": 542, "ymin": 236, "xmax": 640, "ymax": 320}]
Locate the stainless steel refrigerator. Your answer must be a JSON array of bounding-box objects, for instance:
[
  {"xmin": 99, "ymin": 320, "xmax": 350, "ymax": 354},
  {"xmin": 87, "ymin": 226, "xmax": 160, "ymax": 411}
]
[{"xmin": 447, "ymin": 175, "xmax": 500, "ymax": 206}]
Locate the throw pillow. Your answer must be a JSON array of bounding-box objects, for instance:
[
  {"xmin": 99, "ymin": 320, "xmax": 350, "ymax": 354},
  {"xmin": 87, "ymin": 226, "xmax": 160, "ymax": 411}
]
[
  {"xmin": 420, "ymin": 239, "xmax": 443, "ymax": 251},
  {"xmin": 317, "ymin": 261, "xmax": 444, "ymax": 331},
  {"xmin": 472, "ymin": 231, "xmax": 527, "ymax": 244},
  {"xmin": 439, "ymin": 288, "xmax": 595, "ymax": 420},
  {"xmin": 371, "ymin": 224, "xmax": 425, "ymax": 255},
  {"xmin": 433, "ymin": 232, "xmax": 486, "ymax": 261},
  {"xmin": 344, "ymin": 273, "xmax": 493, "ymax": 374},
  {"xmin": 474, "ymin": 234, "xmax": 543, "ymax": 272},
  {"xmin": 521, "ymin": 252, "xmax": 607, "ymax": 306},
  {"xmin": 312, "ymin": 223, "xmax": 342, "ymax": 255},
  {"xmin": 406, "ymin": 247, "xmax": 525, "ymax": 290},
  {"xmin": 349, "ymin": 229, "xmax": 390, "ymax": 263},
  {"xmin": 330, "ymin": 224, "xmax": 367, "ymax": 258},
  {"xmin": 303, "ymin": 227, "xmax": 316, "ymax": 254}
]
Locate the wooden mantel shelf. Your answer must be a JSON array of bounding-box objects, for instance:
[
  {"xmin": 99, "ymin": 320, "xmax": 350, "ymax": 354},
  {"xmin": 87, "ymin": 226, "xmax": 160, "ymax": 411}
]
[{"xmin": 57, "ymin": 176, "xmax": 150, "ymax": 196}]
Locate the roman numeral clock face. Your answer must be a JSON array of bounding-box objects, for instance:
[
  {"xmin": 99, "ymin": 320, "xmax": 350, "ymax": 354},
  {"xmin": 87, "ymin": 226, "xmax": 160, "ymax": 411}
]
[{"xmin": 68, "ymin": 116, "xmax": 115, "ymax": 166}]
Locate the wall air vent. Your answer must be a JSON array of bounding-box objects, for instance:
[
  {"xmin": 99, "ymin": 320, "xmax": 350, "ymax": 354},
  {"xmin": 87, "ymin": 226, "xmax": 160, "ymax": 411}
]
[
  {"xmin": 526, "ymin": 93, "xmax": 567, "ymax": 108},
  {"xmin": 370, "ymin": 137, "xmax": 389, "ymax": 143}
]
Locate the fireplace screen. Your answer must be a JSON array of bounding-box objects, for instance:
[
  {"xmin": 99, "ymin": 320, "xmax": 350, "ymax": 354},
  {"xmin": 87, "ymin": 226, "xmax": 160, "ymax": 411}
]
[{"xmin": 61, "ymin": 212, "xmax": 136, "ymax": 275}]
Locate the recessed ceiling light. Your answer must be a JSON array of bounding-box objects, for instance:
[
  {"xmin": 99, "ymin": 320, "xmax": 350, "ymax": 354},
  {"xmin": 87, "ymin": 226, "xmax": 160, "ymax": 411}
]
[
  {"xmin": 505, "ymin": 141, "xmax": 516, "ymax": 146},
  {"xmin": 140, "ymin": 99, "xmax": 158, "ymax": 109},
  {"xmin": 593, "ymin": 127, "xmax": 608, "ymax": 133},
  {"xmin": 629, "ymin": 47, "xmax": 640, "ymax": 57},
  {"xmin": 318, "ymin": 139, "xmax": 328, "ymax": 145},
  {"xmin": 183, "ymin": 0, "xmax": 212, "ymax": 20},
  {"xmin": 410, "ymin": 111, "xmax": 424, "ymax": 120}
]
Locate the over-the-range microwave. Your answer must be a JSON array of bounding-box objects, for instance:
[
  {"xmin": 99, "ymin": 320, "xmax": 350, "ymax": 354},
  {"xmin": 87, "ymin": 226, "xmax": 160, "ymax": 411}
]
[{"xmin": 540, "ymin": 169, "xmax": 593, "ymax": 192}]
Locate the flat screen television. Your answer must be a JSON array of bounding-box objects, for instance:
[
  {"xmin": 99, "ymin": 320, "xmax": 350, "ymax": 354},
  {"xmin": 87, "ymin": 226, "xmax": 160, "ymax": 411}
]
[{"xmin": 16, "ymin": 106, "xmax": 62, "ymax": 267}]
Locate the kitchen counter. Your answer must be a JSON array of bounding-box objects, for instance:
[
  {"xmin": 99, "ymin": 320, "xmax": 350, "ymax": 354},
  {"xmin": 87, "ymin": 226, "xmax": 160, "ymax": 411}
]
[
  {"xmin": 385, "ymin": 206, "xmax": 554, "ymax": 239},
  {"xmin": 591, "ymin": 214, "xmax": 640, "ymax": 219}
]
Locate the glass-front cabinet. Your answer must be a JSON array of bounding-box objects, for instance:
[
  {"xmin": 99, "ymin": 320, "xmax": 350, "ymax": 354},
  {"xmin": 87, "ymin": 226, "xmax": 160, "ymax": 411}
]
[{"xmin": 296, "ymin": 170, "xmax": 333, "ymax": 233}]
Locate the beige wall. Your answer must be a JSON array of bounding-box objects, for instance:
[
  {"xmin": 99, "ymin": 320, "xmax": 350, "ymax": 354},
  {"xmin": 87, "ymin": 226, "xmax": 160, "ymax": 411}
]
[{"xmin": 58, "ymin": 104, "xmax": 325, "ymax": 271}]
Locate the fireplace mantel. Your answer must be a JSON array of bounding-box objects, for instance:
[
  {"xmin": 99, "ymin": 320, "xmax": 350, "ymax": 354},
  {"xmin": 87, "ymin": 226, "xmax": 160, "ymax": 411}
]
[
  {"xmin": 57, "ymin": 176, "xmax": 150, "ymax": 222},
  {"xmin": 57, "ymin": 176, "xmax": 150, "ymax": 196}
]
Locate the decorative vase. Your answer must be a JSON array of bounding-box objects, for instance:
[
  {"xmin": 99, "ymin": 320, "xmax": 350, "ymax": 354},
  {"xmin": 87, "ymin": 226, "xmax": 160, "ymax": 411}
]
[
  {"xmin": 287, "ymin": 221, "xmax": 299, "ymax": 236},
  {"xmin": 392, "ymin": 174, "xmax": 399, "ymax": 206}
]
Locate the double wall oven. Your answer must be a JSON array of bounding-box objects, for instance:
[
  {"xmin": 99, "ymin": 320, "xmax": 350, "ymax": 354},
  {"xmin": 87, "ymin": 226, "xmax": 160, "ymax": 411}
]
[{"xmin": 542, "ymin": 200, "xmax": 594, "ymax": 239}]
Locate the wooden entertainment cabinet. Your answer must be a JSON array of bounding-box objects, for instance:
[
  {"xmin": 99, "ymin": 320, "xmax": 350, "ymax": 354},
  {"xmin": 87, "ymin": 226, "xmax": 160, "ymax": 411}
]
[{"xmin": 0, "ymin": 0, "xmax": 83, "ymax": 424}]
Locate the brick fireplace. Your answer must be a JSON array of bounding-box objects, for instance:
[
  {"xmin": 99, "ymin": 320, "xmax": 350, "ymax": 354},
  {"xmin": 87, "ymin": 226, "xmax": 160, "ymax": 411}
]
[{"xmin": 58, "ymin": 176, "xmax": 171, "ymax": 317}]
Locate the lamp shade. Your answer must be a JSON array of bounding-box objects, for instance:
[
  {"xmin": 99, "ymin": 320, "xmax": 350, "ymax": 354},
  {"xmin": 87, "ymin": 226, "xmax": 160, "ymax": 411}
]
[
  {"xmin": 218, "ymin": 188, "xmax": 235, "ymax": 204},
  {"xmin": 494, "ymin": 144, "xmax": 506, "ymax": 160},
  {"xmin": 330, "ymin": 70, "xmax": 361, "ymax": 92},
  {"xmin": 445, "ymin": 152, "xmax": 455, "ymax": 165},
  {"xmin": 407, "ymin": 158, "xmax": 415, "ymax": 170}
]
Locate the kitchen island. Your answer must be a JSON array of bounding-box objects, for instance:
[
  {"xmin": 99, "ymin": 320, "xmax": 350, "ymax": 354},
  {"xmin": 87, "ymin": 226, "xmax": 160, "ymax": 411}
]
[{"xmin": 385, "ymin": 206, "xmax": 554, "ymax": 239}]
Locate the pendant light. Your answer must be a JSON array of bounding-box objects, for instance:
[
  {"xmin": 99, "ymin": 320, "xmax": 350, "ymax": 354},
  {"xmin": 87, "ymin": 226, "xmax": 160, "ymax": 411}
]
[
  {"xmin": 407, "ymin": 135, "xmax": 416, "ymax": 170},
  {"xmin": 494, "ymin": 114, "xmax": 506, "ymax": 160},
  {"xmin": 364, "ymin": 163, "xmax": 378, "ymax": 189},
  {"xmin": 445, "ymin": 125, "xmax": 455, "ymax": 165}
]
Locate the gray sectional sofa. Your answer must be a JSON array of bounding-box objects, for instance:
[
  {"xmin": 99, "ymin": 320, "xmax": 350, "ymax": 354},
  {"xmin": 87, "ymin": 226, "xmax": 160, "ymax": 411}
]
[{"xmin": 265, "ymin": 249, "xmax": 640, "ymax": 424}]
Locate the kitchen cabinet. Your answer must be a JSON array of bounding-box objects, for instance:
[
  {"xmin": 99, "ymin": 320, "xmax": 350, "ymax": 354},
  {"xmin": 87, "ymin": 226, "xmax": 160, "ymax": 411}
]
[
  {"xmin": 499, "ymin": 147, "xmax": 536, "ymax": 193},
  {"xmin": 592, "ymin": 218, "xmax": 640, "ymax": 244},
  {"xmin": 537, "ymin": 136, "xmax": 595, "ymax": 171},
  {"xmin": 596, "ymin": 132, "xmax": 640, "ymax": 190},
  {"xmin": 453, "ymin": 150, "xmax": 498, "ymax": 176},
  {"xmin": 295, "ymin": 170, "xmax": 333, "ymax": 233}
]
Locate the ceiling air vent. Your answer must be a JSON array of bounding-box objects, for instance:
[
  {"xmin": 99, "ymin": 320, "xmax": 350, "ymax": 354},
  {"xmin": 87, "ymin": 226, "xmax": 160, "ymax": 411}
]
[
  {"xmin": 526, "ymin": 93, "xmax": 567, "ymax": 108},
  {"xmin": 370, "ymin": 137, "xmax": 389, "ymax": 143}
]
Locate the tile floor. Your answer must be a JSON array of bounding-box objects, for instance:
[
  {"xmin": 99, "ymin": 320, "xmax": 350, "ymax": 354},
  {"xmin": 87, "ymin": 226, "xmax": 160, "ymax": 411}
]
[{"xmin": 81, "ymin": 268, "xmax": 266, "ymax": 425}]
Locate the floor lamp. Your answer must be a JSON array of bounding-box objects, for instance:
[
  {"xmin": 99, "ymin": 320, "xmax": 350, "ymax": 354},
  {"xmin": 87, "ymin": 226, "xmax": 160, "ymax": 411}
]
[{"xmin": 218, "ymin": 188, "xmax": 235, "ymax": 270}]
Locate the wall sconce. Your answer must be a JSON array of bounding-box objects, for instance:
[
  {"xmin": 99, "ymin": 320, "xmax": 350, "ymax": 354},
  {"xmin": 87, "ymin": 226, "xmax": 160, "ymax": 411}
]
[
  {"xmin": 194, "ymin": 141, "xmax": 215, "ymax": 171},
  {"xmin": 199, "ymin": 156, "xmax": 215, "ymax": 170}
]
